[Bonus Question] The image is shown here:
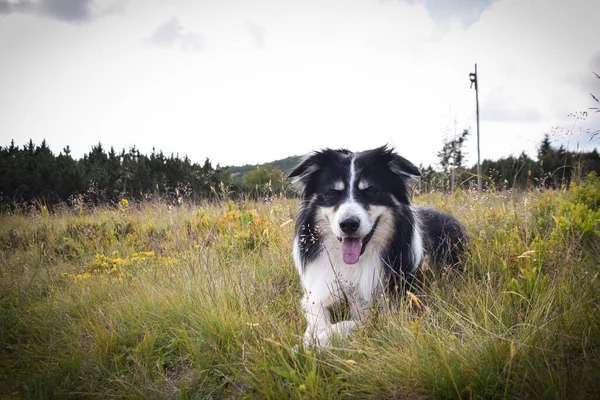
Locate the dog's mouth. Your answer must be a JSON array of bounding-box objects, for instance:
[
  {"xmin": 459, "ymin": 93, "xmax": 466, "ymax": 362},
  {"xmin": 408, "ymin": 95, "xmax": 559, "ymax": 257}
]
[{"xmin": 338, "ymin": 217, "xmax": 380, "ymax": 265}]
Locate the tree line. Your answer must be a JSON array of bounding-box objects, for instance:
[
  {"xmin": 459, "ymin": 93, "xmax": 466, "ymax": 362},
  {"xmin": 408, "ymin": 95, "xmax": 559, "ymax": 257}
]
[
  {"xmin": 0, "ymin": 140, "xmax": 231, "ymax": 210},
  {"xmin": 1, "ymin": 135, "xmax": 599, "ymax": 210},
  {"xmin": 419, "ymin": 132, "xmax": 600, "ymax": 192}
]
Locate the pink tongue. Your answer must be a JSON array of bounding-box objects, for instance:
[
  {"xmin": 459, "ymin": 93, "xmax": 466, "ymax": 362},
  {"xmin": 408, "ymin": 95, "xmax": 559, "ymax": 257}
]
[{"xmin": 342, "ymin": 238, "xmax": 362, "ymax": 264}]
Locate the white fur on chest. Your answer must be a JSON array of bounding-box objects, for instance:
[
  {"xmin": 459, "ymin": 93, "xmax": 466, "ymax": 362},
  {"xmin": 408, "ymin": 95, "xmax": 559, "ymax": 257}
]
[{"xmin": 294, "ymin": 235, "xmax": 384, "ymax": 310}]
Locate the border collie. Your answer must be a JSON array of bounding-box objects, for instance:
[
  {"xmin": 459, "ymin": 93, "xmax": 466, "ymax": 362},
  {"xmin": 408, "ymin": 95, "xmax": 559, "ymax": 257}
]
[{"xmin": 288, "ymin": 146, "xmax": 466, "ymax": 346}]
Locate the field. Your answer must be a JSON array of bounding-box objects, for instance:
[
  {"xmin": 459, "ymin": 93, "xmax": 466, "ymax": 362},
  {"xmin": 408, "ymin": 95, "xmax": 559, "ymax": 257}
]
[{"xmin": 1, "ymin": 176, "xmax": 600, "ymax": 399}]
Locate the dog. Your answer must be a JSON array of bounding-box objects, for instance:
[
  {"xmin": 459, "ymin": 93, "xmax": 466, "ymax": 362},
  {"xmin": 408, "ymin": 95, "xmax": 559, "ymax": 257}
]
[{"xmin": 288, "ymin": 145, "xmax": 466, "ymax": 346}]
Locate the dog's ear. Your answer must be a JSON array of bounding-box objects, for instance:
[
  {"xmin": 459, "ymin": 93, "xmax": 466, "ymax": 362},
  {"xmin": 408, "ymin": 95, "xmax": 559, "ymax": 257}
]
[
  {"xmin": 378, "ymin": 145, "xmax": 420, "ymax": 178},
  {"xmin": 287, "ymin": 148, "xmax": 347, "ymax": 196},
  {"xmin": 286, "ymin": 152, "xmax": 322, "ymax": 196},
  {"xmin": 287, "ymin": 154, "xmax": 319, "ymax": 181},
  {"xmin": 389, "ymin": 153, "xmax": 421, "ymax": 177}
]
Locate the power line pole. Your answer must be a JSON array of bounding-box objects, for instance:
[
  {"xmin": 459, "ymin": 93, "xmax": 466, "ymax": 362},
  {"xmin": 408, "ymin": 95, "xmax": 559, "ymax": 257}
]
[
  {"xmin": 451, "ymin": 116, "xmax": 457, "ymax": 192},
  {"xmin": 470, "ymin": 63, "xmax": 482, "ymax": 191}
]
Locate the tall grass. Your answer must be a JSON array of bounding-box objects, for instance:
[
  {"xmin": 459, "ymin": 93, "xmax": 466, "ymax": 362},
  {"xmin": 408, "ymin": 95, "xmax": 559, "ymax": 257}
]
[{"xmin": 1, "ymin": 176, "xmax": 599, "ymax": 399}]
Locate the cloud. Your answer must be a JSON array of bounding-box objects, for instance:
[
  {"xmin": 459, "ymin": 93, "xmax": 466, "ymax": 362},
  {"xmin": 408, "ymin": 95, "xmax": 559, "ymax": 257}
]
[
  {"xmin": 563, "ymin": 52, "xmax": 600, "ymax": 104},
  {"xmin": 0, "ymin": 0, "xmax": 597, "ymax": 167},
  {"xmin": 247, "ymin": 22, "xmax": 266, "ymax": 48},
  {"xmin": 592, "ymin": 52, "xmax": 600, "ymax": 70},
  {"xmin": 401, "ymin": 0, "xmax": 497, "ymax": 27},
  {"xmin": 0, "ymin": 0, "xmax": 35, "ymax": 15},
  {"xmin": 39, "ymin": 0, "xmax": 95, "ymax": 21},
  {"xmin": 147, "ymin": 18, "xmax": 204, "ymax": 52},
  {"xmin": 587, "ymin": 53, "xmax": 600, "ymax": 101},
  {"xmin": 481, "ymin": 91, "xmax": 543, "ymax": 123},
  {"xmin": 0, "ymin": 0, "xmax": 122, "ymax": 22}
]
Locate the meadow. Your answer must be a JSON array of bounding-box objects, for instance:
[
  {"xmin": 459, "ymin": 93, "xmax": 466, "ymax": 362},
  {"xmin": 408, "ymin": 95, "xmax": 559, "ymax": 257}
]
[{"xmin": 1, "ymin": 175, "xmax": 599, "ymax": 399}]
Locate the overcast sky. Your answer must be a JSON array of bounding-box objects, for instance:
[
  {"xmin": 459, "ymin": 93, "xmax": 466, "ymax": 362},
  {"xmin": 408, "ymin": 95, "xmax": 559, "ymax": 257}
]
[{"xmin": 1, "ymin": 0, "xmax": 599, "ymax": 168}]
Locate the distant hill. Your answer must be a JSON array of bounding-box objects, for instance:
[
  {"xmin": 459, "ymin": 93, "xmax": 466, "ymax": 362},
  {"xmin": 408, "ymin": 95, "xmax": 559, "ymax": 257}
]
[{"xmin": 227, "ymin": 155, "xmax": 302, "ymax": 183}]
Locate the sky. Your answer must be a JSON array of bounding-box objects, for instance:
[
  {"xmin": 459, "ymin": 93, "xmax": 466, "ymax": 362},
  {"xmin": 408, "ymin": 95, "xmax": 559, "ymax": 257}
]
[{"xmin": 1, "ymin": 0, "xmax": 599, "ymax": 168}]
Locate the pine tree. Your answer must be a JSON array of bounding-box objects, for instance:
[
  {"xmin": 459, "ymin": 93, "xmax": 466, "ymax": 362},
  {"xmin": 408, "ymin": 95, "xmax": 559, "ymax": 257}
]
[{"xmin": 537, "ymin": 134, "xmax": 552, "ymax": 160}]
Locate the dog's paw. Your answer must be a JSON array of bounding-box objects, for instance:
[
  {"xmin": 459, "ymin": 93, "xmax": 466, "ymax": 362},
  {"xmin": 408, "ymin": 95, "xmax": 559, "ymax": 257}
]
[
  {"xmin": 330, "ymin": 320, "xmax": 359, "ymax": 337},
  {"xmin": 303, "ymin": 320, "xmax": 360, "ymax": 348},
  {"xmin": 303, "ymin": 327, "xmax": 332, "ymax": 348}
]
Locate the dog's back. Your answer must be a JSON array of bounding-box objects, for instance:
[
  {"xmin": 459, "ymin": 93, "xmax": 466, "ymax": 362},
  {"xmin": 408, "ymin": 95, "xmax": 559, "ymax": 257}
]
[{"xmin": 416, "ymin": 206, "xmax": 466, "ymax": 269}]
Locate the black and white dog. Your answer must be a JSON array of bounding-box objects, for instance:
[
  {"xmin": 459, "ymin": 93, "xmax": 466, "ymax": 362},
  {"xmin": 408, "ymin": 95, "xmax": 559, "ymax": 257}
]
[{"xmin": 288, "ymin": 146, "xmax": 466, "ymax": 346}]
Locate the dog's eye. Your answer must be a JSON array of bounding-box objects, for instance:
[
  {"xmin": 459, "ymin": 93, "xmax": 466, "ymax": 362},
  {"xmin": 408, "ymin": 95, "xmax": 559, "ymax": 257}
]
[
  {"xmin": 327, "ymin": 188, "xmax": 343, "ymax": 196},
  {"xmin": 358, "ymin": 180, "xmax": 373, "ymax": 192},
  {"xmin": 361, "ymin": 186, "xmax": 379, "ymax": 196}
]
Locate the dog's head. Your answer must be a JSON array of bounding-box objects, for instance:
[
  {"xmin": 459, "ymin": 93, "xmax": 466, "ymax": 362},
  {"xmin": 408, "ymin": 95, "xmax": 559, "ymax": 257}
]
[{"xmin": 288, "ymin": 145, "xmax": 420, "ymax": 265}]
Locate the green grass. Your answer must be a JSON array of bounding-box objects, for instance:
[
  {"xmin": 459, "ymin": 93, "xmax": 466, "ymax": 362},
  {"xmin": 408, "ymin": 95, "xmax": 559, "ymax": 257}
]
[{"xmin": 1, "ymin": 176, "xmax": 599, "ymax": 399}]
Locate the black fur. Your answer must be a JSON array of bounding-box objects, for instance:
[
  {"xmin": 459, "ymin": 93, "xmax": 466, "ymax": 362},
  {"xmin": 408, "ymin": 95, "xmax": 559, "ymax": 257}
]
[
  {"xmin": 289, "ymin": 145, "xmax": 466, "ymax": 291},
  {"xmin": 416, "ymin": 207, "xmax": 466, "ymax": 269}
]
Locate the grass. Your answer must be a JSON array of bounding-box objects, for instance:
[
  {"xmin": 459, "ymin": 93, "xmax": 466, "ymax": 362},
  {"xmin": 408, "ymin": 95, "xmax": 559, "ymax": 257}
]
[{"xmin": 1, "ymin": 176, "xmax": 599, "ymax": 399}]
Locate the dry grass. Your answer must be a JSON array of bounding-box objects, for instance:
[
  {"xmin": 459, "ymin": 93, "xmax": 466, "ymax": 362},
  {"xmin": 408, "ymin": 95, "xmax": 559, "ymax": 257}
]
[{"xmin": 1, "ymin": 177, "xmax": 599, "ymax": 399}]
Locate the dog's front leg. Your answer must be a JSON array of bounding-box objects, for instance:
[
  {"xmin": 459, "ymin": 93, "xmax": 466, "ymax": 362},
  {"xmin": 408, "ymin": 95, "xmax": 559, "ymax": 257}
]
[
  {"xmin": 303, "ymin": 306, "xmax": 360, "ymax": 347},
  {"xmin": 302, "ymin": 295, "xmax": 334, "ymax": 347},
  {"xmin": 302, "ymin": 291, "xmax": 361, "ymax": 346}
]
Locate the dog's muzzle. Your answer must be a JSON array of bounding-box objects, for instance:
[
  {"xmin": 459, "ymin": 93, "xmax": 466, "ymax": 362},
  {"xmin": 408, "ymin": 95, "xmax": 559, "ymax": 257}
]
[{"xmin": 339, "ymin": 217, "xmax": 380, "ymax": 265}]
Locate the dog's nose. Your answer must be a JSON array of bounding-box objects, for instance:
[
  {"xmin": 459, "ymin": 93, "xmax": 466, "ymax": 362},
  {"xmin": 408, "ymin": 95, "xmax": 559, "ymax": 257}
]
[{"xmin": 339, "ymin": 217, "xmax": 360, "ymax": 234}]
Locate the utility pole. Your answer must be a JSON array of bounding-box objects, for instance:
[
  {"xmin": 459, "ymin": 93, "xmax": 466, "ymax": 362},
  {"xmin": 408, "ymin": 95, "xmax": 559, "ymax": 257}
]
[
  {"xmin": 451, "ymin": 116, "xmax": 457, "ymax": 192},
  {"xmin": 470, "ymin": 63, "xmax": 482, "ymax": 191}
]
